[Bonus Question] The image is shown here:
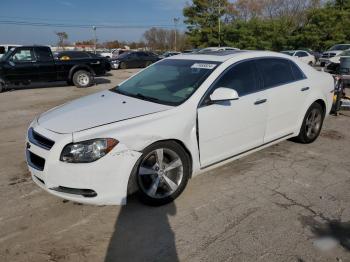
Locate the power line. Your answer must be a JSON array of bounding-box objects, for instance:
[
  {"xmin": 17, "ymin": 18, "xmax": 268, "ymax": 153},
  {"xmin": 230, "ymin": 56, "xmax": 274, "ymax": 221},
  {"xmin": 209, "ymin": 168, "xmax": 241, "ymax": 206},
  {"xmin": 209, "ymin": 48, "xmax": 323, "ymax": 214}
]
[{"xmin": 0, "ymin": 20, "xmax": 183, "ymax": 29}]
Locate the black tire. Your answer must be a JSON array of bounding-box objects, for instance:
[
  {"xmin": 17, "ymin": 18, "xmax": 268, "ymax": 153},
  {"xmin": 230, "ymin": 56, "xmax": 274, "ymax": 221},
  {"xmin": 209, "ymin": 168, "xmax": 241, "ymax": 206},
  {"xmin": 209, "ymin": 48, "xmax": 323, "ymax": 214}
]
[
  {"xmin": 0, "ymin": 83, "xmax": 4, "ymax": 93},
  {"xmin": 295, "ymin": 102, "xmax": 325, "ymax": 144},
  {"xmin": 134, "ymin": 141, "xmax": 190, "ymax": 206},
  {"xmin": 119, "ymin": 62, "xmax": 127, "ymax": 69},
  {"xmin": 72, "ymin": 70, "xmax": 93, "ymax": 88}
]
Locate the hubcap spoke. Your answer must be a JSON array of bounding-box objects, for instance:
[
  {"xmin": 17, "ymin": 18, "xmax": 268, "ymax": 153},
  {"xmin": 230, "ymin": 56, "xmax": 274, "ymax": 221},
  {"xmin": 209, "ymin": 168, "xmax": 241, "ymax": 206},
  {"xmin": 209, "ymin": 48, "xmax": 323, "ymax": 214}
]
[
  {"xmin": 155, "ymin": 149, "xmax": 164, "ymax": 167},
  {"xmin": 147, "ymin": 176, "xmax": 160, "ymax": 197},
  {"xmin": 163, "ymin": 174, "xmax": 178, "ymax": 191},
  {"xmin": 164, "ymin": 158, "xmax": 182, "ymax": 172},
  {"xmin": 139, "ymin": 167, "xmax": 156, "ymax": 176}
]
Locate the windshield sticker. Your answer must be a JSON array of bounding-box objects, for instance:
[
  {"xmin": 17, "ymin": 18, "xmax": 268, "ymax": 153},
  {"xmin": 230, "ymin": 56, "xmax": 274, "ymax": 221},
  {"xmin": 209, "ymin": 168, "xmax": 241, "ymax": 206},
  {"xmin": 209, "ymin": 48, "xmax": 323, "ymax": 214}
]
[{"xmin": 191, "ymin": 63, "xmax": 217, "ymax": 70}]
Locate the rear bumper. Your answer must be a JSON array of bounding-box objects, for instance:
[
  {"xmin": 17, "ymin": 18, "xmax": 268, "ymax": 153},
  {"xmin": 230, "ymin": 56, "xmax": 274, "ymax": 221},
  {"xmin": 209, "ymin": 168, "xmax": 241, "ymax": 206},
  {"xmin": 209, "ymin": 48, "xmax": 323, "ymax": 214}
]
[{"xmin": 25, "ymin": 123, "xmax": 141, "ymax": 205}]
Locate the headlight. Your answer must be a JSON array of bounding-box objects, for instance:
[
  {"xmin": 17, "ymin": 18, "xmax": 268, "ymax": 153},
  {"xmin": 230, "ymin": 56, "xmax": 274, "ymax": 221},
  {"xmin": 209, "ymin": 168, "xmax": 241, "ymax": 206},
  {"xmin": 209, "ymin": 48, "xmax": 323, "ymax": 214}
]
[{"xmin": 60, "ymin": 138, "xmax": 118, "ymax": 163}]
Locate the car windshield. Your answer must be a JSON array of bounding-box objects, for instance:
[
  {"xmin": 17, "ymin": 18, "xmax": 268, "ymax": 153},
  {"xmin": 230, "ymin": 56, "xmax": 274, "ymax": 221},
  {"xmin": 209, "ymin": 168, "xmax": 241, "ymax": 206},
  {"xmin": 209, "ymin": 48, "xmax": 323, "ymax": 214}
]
[
  {"xmin": 0, "ymin": 48, "xmax": 15, "ymax": 61},
  {"xmin": 118, "ymin": 52, "xmax": 132, "ymax": 59},
  {"xmin": 111, "ymin": 59, "xmax": 220, "ymax": 106},
  {"xmin": 329, "ymin": 45, "xmax": 350, "ymax": 51}
]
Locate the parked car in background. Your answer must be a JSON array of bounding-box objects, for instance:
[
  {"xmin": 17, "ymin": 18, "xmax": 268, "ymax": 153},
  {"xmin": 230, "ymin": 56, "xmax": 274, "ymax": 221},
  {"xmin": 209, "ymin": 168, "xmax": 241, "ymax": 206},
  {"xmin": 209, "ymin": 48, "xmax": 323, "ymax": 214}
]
[
  {"xmin": 110, "ymin": 51, "xmax": 159, "ymax": 69},
  {"xmin": 0, "ymin": 46, "xmax": 111, "ymax": 92},
  {"xmin": 197, "ymin": 47, "xmax": 239, "ymax": 53},
  {"xmin": 111, "ymin": 49, "xmax": 127, "ymax": 59},
  {"xmin": 0, "ymin": 44, "xmax": 21, "ymax": 58},
  {"xmin": 159, "ymin": 51, "xmax": 181, "ymax": 59},
  {"xmin": 96, "ymin": 50, "xmax": 113, "ymax": 58},
  {"xmin": 281, "ymin": 50, "xmax": 316, "ymax": 65},
  {"xmin": 25, "ymin": 50, "xmax": 334, "ymax": 206},
  {"xmin": 319, "ymin": 44, "xmax": 350, "ymax": 67},
  {"xmin": 325, "ymin": 49, "xmax": 350, "ymax": 74}
]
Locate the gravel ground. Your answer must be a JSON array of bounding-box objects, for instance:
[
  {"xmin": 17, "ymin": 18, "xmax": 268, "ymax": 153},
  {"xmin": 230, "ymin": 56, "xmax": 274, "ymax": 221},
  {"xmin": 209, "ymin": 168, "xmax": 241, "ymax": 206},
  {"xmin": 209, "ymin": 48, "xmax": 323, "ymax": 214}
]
[{"xmin": 0, "ymin": 70, "xmax": 349, "ymax": 262}]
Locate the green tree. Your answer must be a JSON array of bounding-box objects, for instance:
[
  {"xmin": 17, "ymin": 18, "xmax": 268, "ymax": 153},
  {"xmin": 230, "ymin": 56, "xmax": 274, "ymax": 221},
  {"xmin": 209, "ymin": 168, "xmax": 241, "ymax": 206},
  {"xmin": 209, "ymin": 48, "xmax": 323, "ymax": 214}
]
[{"xmin": 183, "ymin": 0, "xmax": 232, "ymax": 47}]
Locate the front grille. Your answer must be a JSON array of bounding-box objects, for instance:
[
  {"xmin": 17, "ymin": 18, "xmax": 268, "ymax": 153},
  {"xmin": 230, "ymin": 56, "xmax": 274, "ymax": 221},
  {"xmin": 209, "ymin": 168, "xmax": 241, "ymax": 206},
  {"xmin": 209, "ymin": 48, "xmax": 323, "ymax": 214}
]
[
  {"xmin": 28, "ymin": 128, "xmax": 55, "ymax": 150},
  {"xmin": 26, "ymin": 150, "xmax": 45, "ymax": 171}
]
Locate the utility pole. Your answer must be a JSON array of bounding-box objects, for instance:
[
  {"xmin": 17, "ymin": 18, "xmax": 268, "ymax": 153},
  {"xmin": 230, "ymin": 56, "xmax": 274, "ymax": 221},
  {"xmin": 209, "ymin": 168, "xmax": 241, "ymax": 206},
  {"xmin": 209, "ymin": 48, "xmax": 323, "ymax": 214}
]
[
  {"xmin": 92, "ymin": 26, "xmax": 97, "ymax": 53},
  {"xmin": 173, "ymin": 18, "xmax": 180, "ymax": 51},
  {"xmin": 218, "ymin": 1, "xmax": 221, "ymax": 47}
]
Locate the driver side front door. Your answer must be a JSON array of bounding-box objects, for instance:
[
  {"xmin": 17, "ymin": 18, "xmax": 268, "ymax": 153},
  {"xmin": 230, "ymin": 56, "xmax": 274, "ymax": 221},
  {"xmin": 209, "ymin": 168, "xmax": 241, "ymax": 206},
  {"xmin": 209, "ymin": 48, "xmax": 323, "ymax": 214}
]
[
  {"xmin": 3, "ymin": 47, "xmax": 39, "ymax": 83},
  {"xmin": 197, "ymin": 60, "xmax": 268, "ymax": 168}
]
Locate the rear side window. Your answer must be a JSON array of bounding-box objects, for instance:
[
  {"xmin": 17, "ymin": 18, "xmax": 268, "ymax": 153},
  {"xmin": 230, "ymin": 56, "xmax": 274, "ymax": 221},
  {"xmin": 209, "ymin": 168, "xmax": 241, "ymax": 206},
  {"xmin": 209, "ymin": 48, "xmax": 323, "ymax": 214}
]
[
  {"xmin": 35, "ymin": 47, "xmax": 53, "ymax": 62},
  {"xmin": 212, "ymin": 60, "xmax": 258, "ymax": 97},
  {"xmin": 289, "ymin": 61, "xmax": 306, "ymax": 81},
  {"xmin": 256, "ymin": 58, "xmax": 295, "ymax": 88}
]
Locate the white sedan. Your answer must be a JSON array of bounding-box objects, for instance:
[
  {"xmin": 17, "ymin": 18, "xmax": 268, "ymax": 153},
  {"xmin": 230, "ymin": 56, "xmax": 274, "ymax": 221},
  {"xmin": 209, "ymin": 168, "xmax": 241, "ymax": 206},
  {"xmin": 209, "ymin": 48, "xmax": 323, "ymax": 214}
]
[
  {"xmin": 281, "ymin": 50, "xmax": 316, "ymax": 65},
  {"xmin": 26, "ymin": 50, "xmax": 334, "ymax": 206}
]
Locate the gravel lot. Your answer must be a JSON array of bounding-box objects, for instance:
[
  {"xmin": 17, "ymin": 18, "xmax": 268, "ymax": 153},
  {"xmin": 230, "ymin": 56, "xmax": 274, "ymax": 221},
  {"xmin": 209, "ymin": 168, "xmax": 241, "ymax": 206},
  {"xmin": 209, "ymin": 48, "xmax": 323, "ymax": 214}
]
[{"xmin": 0, "ymin": 70, "xmax": 349, "ymax": 262}]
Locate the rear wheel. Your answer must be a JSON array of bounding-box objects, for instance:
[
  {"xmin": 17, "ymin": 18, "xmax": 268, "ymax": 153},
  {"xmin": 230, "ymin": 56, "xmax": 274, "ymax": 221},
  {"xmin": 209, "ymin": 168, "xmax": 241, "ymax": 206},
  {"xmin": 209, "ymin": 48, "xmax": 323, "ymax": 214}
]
[
  {"xmin": 135, "ymin": 141, "xmax": 190, "ymax": 206},
  {"xmin": 72, "ymin": 70, "xmax": 93, "ymax": 88},
  {"xmin": 119, "ymin": 62, "xmax": 127, "ymax": 69},
  {"xmin": 295, "ymin": 102, "xmax": 324, "ymax": 144}
]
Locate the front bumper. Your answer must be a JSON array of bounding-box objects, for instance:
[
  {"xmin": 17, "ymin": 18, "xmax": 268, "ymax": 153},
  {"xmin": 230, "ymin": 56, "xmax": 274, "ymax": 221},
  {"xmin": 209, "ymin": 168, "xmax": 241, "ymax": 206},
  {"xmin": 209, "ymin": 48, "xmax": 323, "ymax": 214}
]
[{"xmin": 25, "ymin": 124, "xmax": 141, "ymax": 205}]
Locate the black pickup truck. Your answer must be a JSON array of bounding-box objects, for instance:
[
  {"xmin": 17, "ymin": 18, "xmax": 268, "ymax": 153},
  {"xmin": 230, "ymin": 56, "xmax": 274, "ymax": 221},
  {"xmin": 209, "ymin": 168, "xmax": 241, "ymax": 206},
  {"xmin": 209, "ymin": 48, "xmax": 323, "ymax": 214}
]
[{"xmin": 0, "ymin": 46, "xmax": 111, "ymax": 92}]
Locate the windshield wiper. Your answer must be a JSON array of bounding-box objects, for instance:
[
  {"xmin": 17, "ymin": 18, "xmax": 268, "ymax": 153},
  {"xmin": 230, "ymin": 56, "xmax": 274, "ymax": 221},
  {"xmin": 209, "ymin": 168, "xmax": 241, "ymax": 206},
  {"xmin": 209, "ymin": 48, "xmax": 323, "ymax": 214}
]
[{"xmin": 134, "ymin": 93, "xmax": 160, "ymax": 103}]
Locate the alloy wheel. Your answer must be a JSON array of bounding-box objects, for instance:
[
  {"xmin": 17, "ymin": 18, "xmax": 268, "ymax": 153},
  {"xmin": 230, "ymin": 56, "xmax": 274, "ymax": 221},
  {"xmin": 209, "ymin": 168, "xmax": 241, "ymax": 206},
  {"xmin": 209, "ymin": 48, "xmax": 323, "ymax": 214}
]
[
  {"xmin": 305, "ymin": 108, "xmax": 322, "ymax": 139},
  {"xmin": 137, "ymin": 148, "xmax": 183, "ymax": 199}
]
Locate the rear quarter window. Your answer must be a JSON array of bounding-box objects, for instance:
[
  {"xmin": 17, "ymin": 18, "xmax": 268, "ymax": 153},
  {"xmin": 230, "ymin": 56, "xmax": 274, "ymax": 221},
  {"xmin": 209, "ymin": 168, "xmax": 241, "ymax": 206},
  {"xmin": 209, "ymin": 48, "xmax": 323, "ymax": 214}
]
[{"xmin": 289, "ymin": 61, "xmax": 306, "ymax": 81}]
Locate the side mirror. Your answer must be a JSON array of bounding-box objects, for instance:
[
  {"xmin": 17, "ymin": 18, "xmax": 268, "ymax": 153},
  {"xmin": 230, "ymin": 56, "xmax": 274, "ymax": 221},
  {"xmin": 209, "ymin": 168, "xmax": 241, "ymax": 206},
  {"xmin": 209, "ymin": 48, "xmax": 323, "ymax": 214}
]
[{"xmin": 210, "ymin": 87, "xmax": 239, "ymax": 102}]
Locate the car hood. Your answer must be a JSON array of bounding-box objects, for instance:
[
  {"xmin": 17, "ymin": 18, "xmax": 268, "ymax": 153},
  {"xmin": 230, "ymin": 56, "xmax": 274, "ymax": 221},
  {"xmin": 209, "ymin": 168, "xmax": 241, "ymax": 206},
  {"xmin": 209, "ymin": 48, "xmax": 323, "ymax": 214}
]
[{"xmin": 38, "ymin": 90, "xmax": 172, "ymax": 134}]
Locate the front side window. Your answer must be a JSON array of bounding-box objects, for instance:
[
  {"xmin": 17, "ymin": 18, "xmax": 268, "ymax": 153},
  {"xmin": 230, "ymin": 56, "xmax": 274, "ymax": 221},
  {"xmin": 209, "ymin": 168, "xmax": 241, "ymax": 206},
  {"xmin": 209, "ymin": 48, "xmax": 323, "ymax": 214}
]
[
  {"xmin": 256, "ymin": 58, "xmax": 295, "ymax": 88},
  {"xmin": 11, "ymin": 48, "xmax": 35, "ymax": 62},
  {"xmin": 211, "ymin": 60, "xmax": 258, "ymax": 97},
  {"xmin": 112, "ymin": 59, "xmax": 220, "ymax": 105}
]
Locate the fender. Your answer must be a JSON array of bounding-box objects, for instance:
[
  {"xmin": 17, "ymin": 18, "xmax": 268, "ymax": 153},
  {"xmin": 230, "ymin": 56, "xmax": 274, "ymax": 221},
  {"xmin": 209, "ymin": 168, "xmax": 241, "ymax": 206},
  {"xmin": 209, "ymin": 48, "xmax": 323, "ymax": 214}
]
[{"xmin": 68, "ymin": 64, "xmax": 95, "ymax": 80}]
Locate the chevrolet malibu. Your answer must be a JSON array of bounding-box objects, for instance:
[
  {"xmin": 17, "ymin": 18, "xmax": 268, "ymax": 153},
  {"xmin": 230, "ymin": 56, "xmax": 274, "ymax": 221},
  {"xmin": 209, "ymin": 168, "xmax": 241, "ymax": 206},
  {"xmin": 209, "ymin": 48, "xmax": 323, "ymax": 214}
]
[{"xmin": 26, "ymin": 50, "xmax": 334, "ymax": 206}]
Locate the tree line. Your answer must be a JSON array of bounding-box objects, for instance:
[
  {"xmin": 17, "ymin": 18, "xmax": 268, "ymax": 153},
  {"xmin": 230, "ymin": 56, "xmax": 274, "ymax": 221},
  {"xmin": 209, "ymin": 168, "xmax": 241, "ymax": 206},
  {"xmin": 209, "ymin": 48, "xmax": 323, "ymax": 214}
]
[{"xmin": 183, "ymin": 0, "xmax": 350, "ymax": 51}]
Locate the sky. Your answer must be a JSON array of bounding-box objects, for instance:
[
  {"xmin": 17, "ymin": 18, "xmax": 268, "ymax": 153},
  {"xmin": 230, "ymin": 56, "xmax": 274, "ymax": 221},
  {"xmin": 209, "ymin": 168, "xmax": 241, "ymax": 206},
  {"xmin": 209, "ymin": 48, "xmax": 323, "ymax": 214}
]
[{"xmin": 0, "ymin": 0, "xmax": 188, "ymax": 45}]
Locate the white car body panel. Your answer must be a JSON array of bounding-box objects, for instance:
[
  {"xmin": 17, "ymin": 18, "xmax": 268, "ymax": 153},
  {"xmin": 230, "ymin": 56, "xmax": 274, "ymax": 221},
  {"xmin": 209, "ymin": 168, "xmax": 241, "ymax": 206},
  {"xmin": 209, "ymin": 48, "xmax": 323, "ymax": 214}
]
[{"xmin": 26, "ymin": 51, "xmax": 334, "ymax": 205}]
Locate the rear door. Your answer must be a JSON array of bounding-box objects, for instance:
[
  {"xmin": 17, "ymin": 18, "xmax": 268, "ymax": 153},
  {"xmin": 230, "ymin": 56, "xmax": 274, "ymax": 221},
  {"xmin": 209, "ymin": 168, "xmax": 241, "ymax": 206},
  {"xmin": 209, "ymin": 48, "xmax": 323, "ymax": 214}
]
[
  {"xmin": 3, "ymin": 47, "xmax": 39, "ymax": 83},
  {"xmin": 34, "ymin": 47, "xmax": 57, "ymax": 81},
  {"xmin": 197, "ymin": 60, "xmax": 268, "ymax": 167},
  {"xmin": 256, "ymin": 58, "xmax": 308, "ymax": 142}
]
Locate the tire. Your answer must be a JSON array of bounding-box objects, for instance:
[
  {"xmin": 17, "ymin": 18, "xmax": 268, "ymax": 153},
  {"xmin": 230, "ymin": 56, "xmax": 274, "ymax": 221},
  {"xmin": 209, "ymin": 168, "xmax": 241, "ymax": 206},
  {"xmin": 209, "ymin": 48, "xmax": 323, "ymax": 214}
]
[
  {"xmin": 119, "ymin": 62, "xmax": 127, "ymax": 69},
  {"xmin": 295, "ymin": 102, "xmax": 324, "ymax": 144},
  {"xmin": 134, "ymin": 141, "xmax": 190, "ymax": 206},
  {"xmin": 145, "ymin": 61, "xmax": 152, "ymax": 67},
  {"xmin": 72, "ymin": 70, "xmax": 93, "ymax": 88},
  {"xmin": 0, "ymin": 82, "xmax": 4, "ymax": 93}
]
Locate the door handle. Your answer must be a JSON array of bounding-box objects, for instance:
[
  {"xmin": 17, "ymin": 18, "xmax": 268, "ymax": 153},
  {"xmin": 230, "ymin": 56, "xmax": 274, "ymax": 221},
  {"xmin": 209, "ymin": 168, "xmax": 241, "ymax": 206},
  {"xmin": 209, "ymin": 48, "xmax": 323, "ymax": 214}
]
[
  {"xmin": 301, "ymin": 87, "xmax": 310, "ymax": 92},
  {"xmin": 254, "ymin": 99, "xmax": 267, "ymax": 105}
]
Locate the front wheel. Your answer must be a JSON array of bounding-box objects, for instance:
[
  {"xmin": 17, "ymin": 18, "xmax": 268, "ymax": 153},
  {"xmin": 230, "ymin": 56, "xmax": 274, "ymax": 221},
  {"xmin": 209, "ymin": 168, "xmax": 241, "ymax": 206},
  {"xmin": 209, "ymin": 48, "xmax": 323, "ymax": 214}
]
[
  {"xmin": 72, "ymin": 70, "xmax": 93, "ymax": 88},
  {"xmin": 135, "ymin": 141, "xmax": 190, "ymax": 206},
  {"xmin": 295, "ymin": 102, "xmax": 324, "ymax": 144}
]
